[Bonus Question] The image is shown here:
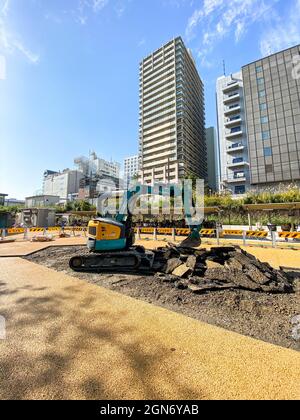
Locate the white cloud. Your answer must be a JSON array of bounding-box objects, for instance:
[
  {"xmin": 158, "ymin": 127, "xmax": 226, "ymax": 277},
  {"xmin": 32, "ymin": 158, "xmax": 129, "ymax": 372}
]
[
  {"xmin": 76, "ymin": 0, "xmax": 128, "ymax": 24},
  {"xmin": 1, "ymin": 0, "xmax": 10, "ymax": 17},
  {"xmin": 92, "ymin": 0, "xmax": 109, "ymax": 13},
  {"xmin": 138, "ymin": 38, "xmax": 146, "ymax": 47},
  {"xmin": 260, "ymin": 0, "xmax": 300, "ymax": 56},
  {"xmin": 0, "ymin": 1, "xmax": 39, "ymax": 64},
  {"xmin": 185, "ymin": 0, "xmax": 279, "ymax": 67},
  {"xmin": 13, "ymin": 40, "xmax": 39, "ymax": 64}
]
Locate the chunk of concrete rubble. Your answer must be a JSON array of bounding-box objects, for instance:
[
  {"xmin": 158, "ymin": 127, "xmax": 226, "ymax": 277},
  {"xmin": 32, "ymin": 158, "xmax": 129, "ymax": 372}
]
[
  {"xmin": 164, "ymin": 258, "xmax": 183, "ymax": 274},
  {"xmin": 206, "ymin": 260, "xmax": 224, "ymax": 269},
  {"xmin": 172, "ymin": 264, "xmax": 192, "ymax": 278},
  {"xmin": 186, "ymin": 255, "xmax": 197, "ymax": 270}
]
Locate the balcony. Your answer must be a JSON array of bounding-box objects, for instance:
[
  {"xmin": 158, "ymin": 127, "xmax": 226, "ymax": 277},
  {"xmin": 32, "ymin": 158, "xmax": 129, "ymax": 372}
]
[
  {"xmin": 224, "ymin": 105, "xmax": 241, "ymax": 116},
  {"xmin": 225, "ymin": 117, "xmax": 242, "ymax": 128},
  {"xmin": 223, "ymin": 92, "xmax": 240, "ymax": 105},
  {"xmin": 225, "ymin": 175, "xmax": 247, "ymax": 184},
  {"xmin": 227, "ymin": 160, "xmax": 248, "ymax": 169},
  {"xmin": 226, "ymin": 129, "xmax": 243, "ymax": 140},
  {"xmin": 223, "ymin": 81, "xmax": 240, "ymax": 93},
  {"xmin": 226, "ymin": 143, "xmax": 245, "ymax": 153}
]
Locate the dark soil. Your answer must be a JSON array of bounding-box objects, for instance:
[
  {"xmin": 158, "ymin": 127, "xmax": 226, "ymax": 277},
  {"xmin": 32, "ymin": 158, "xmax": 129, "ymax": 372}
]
[{"xmin": 24, "ymin": 246, "xmax": 300, "ymax": 351}]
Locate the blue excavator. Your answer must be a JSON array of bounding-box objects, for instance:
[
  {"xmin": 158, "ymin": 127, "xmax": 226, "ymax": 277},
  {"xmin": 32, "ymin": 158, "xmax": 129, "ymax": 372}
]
[{"xmin": 69, "ymin": 184, "xmax": 202, "ymax": 273}]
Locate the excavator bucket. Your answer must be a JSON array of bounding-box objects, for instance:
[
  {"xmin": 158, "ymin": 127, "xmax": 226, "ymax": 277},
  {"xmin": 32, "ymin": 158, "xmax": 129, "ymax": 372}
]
[{"xmin": 179, "ymin": 228, "xmax": 201, "ymax": 248}]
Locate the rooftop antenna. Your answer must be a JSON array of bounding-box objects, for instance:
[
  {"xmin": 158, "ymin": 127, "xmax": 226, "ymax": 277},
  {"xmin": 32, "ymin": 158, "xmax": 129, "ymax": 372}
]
[{"xmin": 223, "ymin": 60, "xmax": 226, "ymax": 76}]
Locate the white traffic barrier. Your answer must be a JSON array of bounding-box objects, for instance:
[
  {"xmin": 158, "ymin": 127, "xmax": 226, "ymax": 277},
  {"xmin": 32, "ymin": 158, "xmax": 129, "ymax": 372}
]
[
  {"xmin": 243, "ymin": 230, "xmax": 247, "ymax": 246},
  {"xmin": 172, "ymin": 228, "xmax": 176, "ymax": 242},
  {"xmin": 153, "ymin": 228, "xmax": 157, "ymax": 241},
  {"xmin": 1, "ymin": 229, "xmax": 6, "ymax": 239},
  {"xmin": 271, "ymin": 231, "xmax": 277, "ymax": 248},
  {"xmin": 23, "ymin": 228, "xmax": 29, "ymax": 241},
  {"xmin": 216, "ymin": 227, "xmax": 220, "ymax": 246},
  {"xmin": 137, "ymin": 227, "xmax": 141, "ymax": 240}
]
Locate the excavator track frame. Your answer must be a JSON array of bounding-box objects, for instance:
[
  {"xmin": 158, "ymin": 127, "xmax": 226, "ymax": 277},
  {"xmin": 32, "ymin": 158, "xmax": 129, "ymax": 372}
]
[{"xmin": 69, "ymin": 247, "xmax": 155, "ymax": 273}]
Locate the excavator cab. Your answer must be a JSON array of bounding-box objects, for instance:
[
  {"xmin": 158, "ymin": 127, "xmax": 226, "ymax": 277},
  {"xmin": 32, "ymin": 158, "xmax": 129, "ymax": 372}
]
[{"xmin": 87, "ymin": 218, "xmax": 130, "ymax": 252}]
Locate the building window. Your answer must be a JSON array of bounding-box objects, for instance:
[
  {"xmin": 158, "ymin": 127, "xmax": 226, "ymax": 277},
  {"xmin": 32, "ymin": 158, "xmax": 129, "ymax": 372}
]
[
  {"xmin": 231, "ymin": 126, "xmax": 241, "ymax": 133},
  {"xmin": 257, "ymin": 77, "xmax": 264, "ymax": 85},
  {"xmin": 261, "ymin": 116, "xmax": 269, "ymax": 124},
  {"xmin": 264, "ymin": 147, "xmax": 272, "ymax": 157},
  {"xmin": 266, "ymin": 164, "xmax": 274, "ymax": 173},
  {"xmin": 232, "ymin": 157, "xmax": 244, "ymax": 164},
  {"xmin": 234, "ymin": 171, "xmax": 245, "ymax": 179},
  {"xmin": 235, "ymin": 185, "xmax": 246, "ymax": 195},
  {"xmin": 259, "ymin": 90, "xmax": 266, "ymax": 97},
  {"xmin": 262, "ymin": 131, "xmax": 270, "ymax": 140},
  {"xmin": 228, "ymin": 91, "xmax": 239, "ymax": 98},
  {"xmin": 256, "ymin": 65, "xmax": 263, "ymax": 73},
  {"xmin": 260, "ymin": 103, "xmax": 267, "ymax": 111}
]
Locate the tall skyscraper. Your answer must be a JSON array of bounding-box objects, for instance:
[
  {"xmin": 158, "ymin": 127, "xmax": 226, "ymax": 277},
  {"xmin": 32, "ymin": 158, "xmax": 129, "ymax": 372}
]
[
  {"xmin": 216, "ymin": 72, "xmax": 250, "ymax": 195},
  {"xmin": 139, "ymin": 37, "xmax": 206, "ymax": 185},
  {"xmin": 242, "ymin": 45, "xmax": 300, "ymax": 189}
]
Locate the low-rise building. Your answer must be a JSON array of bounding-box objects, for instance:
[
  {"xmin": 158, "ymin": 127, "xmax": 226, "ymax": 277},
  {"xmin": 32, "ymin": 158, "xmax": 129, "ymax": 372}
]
[
  {"xmin": 21, "ymin": 208, "xmax": 56, "ymax": 228},
  {"xmin": 25, "ymin": 195, "xmax": 60, "ymax": 208},
  {"xmin": 0, "ymin": 193, "xmax": 8, "ymax": 206},
  {"xmin": 43, "ymin": 169, "xmax": 84, "ymax": 202},
  {"xmin": 4, "ymin": 198, "xmax": 25, "ymax": 207}
]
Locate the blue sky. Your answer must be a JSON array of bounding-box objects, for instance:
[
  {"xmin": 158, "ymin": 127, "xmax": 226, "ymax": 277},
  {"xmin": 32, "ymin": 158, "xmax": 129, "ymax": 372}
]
[{"xmin": 0, "ymin": 0, "xmax": 299, "ymax": 199}]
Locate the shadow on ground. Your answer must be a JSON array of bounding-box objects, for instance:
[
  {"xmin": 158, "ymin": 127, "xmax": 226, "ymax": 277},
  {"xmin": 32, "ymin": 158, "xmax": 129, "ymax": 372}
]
[{"xmin": 0, "ymin": 281, "xmax": 201, "ymax": 400}]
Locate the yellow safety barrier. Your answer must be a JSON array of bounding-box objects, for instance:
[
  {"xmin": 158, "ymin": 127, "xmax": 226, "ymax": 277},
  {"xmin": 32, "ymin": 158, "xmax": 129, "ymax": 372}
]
[
  {"xmin": 135, "ymin": 228, "xmax": 216, "ymax": 236},
  {"xmin": 247, "ymin": 231, "xmax": 268, "ymax": 238},
  {"xmin": 7, "ymin": 228, "xmax": 26, "ymax": 235},
  {"xmin": 223, "ymin": 230, "xmax": 244, "ymax": 236},
  {"xmin": 200, "ymin": 229, "xmax": 215, "ymax": 236},
  {"xmin": 3, "ymin": 226, "xmax": 295, "ymax": 241},
  {"xmin": 157, "ymin": 228, "xmax": 172, "ymax": 234},
  {"xmin": 139, "ymin": 228, "xmax": 155, "ymax": 234},
  {"xmin": 279, "ymin": 232, "xmax": 300, "ymax": 239},
  {"xmin": 64, "ymin": 227, "xmax": 87, "ymax": 232},
  {"xmin": 176, "ymin": 228, "xmax": 191, "ymax": 235}
]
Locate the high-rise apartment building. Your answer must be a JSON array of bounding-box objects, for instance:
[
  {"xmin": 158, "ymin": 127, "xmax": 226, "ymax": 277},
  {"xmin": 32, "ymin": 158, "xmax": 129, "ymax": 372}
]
[
  {"xmin": 205, "ymin": 127, "xmax": 218, "ymax": 192},
  {"xmin": 216, "ymin": 72, "xmax": 250, "ymax": 195},
  {"xmin": 242, "ymin": 45, "xmax": 300, "ymax": 189},
  {"xmin": 139, "ymin": 37, "xmax": 206, "ymax": 185},
  {"xmin": 124, "ymin": 155, "xmax": 139, "ymax": 187}
]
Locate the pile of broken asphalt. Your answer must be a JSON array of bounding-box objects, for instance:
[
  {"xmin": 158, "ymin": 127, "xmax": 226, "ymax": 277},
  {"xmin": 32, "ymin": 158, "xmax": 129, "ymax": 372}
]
[{"xmin": 152, "ymin": 245, "xmax": 294, "ymax": 294}]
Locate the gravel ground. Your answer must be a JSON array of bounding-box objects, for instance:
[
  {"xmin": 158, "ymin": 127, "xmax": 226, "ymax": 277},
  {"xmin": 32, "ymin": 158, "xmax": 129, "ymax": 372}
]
[{"xmin": 25, "ymin": 246, "xmax": 300, "ymax": 351}]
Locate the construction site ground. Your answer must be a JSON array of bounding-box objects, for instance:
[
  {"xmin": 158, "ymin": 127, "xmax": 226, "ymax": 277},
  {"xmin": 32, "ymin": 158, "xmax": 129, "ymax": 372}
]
[
  {"xmin": 25, "ymin": 245, "xmax": 300, "ymax": 352},
  {"xmin": 0, "ymin": 256, "xmax": 299, "ymax": 400}
]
